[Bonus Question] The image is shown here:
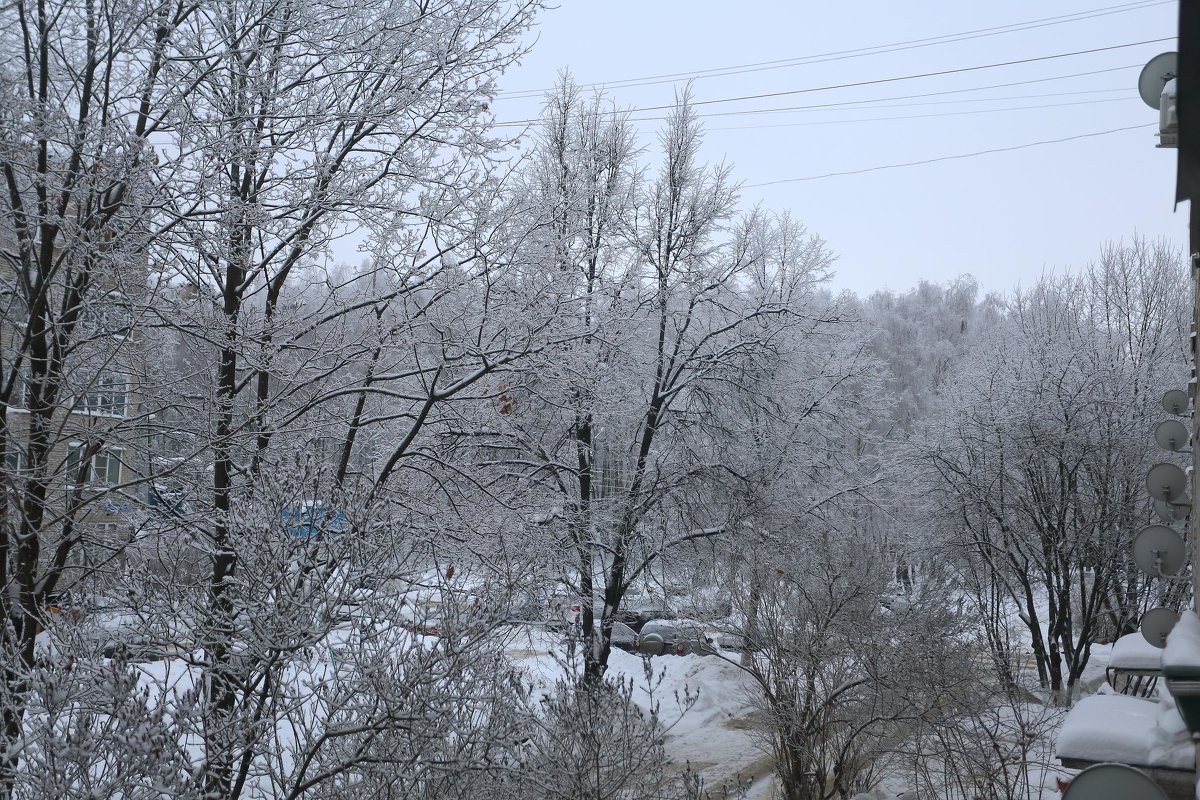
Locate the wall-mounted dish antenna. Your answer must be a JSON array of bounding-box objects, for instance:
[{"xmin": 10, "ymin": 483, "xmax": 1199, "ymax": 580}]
[
  {"xmin": 1062, "ymin": 762, "xmax": 1168, "ymax": 800},
  {"xmin": 1141, "ymin": 606, "xmax": 1180, "ymax": 648},
  {"xmin": 1163, "ymin": 388, "xmax": 1190, "ymax": 416},
  {"xmin": 1147, "ymin": 463, "xmax": 1187, "ymax": 501},
  {"xmin": 1155, "ymin": 419, "xmax": 1191, "ymax": 452},
  {"xmin": 1139, "ymin": 52, "xmax": 1178, "ymax": 108},
  {"xmin": 1133, "ymin": 525, "xmax": 1187, "ymax": 577},
  {"xmin": 1154, "ymin": 497, "xmax": 1191, "ymax": 523}
]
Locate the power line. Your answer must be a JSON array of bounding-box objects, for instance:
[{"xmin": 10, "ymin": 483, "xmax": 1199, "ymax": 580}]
[
  {"xmin": 699, "ymin": 87, "xmax": 1132, "ymax": 120},
  {"xmin": 500, "ymin": 0, "xmax": 1171, "ymax": 99},
  {"xmin": 615, "ymin": 90, "xmax": 1134, "ymax": 128},
  {"xmin": 493, "ymin": 37, "xmax": 1173, "ymax": 127},
  {"xmin": 656, "ymin": 65, "xmax": 1143, "ymax": 119},
  {"xmin": 742, "ymin": 124, "xmax": 1156, "ymax": 187},
  {"xmin": 705, "ymin": 96, "xmax": 1137, "ymax": 133},
  {"xmin": 615, "ymin": 69, "xmax": 1142, "ymax": 125}
]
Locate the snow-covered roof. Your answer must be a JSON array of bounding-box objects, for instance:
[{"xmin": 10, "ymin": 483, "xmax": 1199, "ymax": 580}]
[
  {"xmin": 1110, "ymin": 632, "xmax": 1164, "ymax": 671},
  {"xmin": 1056, "ymin": 694, "xmax": 1194, "ymax": 771}
]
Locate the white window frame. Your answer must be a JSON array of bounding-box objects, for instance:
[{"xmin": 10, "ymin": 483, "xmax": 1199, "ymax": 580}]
[
  {"xmin": 73, "ymin": 374, "xmax": 128, "ymax": 418},
  {"xmin": 85, "ymin": 292, "xmax": 132, "ymax": 340},
  {"xmin": 5, "ymin": 369, "xmax": 31, "ymax": 413},
  {"xmin": 65, "ymin": 443, "xmax": 124, "ymax": 487},
  {"xmin": 88, "ymin": 521, "xmax": 126, "ymax": 540},
  {"xmin": 68, "ymin": 522, "xmax": 129, "ymax": 571},
  {"xmin": 5, "ymin": 445, "xmax": 25, "ymax": 474}
]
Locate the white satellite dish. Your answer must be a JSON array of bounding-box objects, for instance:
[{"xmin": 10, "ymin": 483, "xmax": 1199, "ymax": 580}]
[
  {"xmin": 1062, "ymin": 762, "xmax": 1168, "ymax": 800},
  {"xmin": 1141, "ymin": 607, "xmax": 1180, "ymax": 648},
  {"xmin": 1147, "ymin": 463, "xmax": 1187, "ymax": 501},
  {"xmin": 1133, "ymin": 525, "xmax": 1187, "ymax": 577},
  {"xmin": 1162, "ymin": 388, "xmax": 1190, "ymax": 416},
  {"xmin": 1155, "ymin": 497, "xmax": 1191, "ymax": 523},
  {"xmin": 1139, "ymin": 52, "xmax": 1178, "ymax": 108},
  {"xmin": 1155, "ymin": 419, "xmax": 1191, "ymax": 452}
]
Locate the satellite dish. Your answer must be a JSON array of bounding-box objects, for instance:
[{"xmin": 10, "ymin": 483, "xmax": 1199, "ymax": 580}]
[
  {"xmin": 1139, "ymin": 52, "xmax": 1178, "ymax": 108},
  {"xmin": 1133, "ymin": 525, "xmax": 1187, "ymax": 576},
  {"xmin": 1062, "ymin": 762, "xmax": 1168, "ymax": 800},
  {"xmin": 1162, "ymin": 388, "xmax": 1190, "ymax": 416},
  {"xmin": 1147, "ymin": 463, "xmax": 1187, "ymax": 501},
  {"xmin": 1141, "ymin": 607, "xmax": 1180, "ymax": 648},
  {"xmin": 1155, "ymin": 419, "xmax": 1191, "ymax": 452},
  {"xmin": 1155, "ymin": 497, "xmax": 1191, "ymax": 523}
]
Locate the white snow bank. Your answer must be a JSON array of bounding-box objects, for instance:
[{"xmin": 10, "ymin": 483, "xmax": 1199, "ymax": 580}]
[
  {"xmin": 606, "ymin": 647, "xmax": 754, "ymax": 725},
  {"xmin": 504, "ymin": 631, "xmax": 766, "ymax": 793},
  {"xmin": 1164, "ymin": 611, "xmax": 1200, "ymax": 671},
  {"xmin": 1110, "ymin": 633, "xmax": 1164, "ymax": 671},
  {"xmin": 1057, "ymin": 694, "xmax": 1194, "ymax": 771},
  {"xmin": 607, "ymin": 648, "xmax": 766, "ymax": 793}
]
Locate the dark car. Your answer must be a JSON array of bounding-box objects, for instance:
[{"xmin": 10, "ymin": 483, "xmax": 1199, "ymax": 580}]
[
  {"xmin": 610, "ymin": 602, "xmax": 674, "ymax": 633},
  {"xmin": 609, "ymin": 621, "xmax": 638, "ymax": 653},
  {"xmin": 56, "ymin": 607, "xmax": 191, "ymax": 663}
]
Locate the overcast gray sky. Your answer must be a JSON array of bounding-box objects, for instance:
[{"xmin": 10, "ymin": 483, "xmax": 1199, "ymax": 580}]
[{"xmin": 491, "ymin": 0, "xmax": 1181, "ymax": 294}]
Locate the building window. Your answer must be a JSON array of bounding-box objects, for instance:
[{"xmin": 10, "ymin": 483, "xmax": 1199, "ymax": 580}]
[
  {"xmin": 84, "ymin": 293, "xmax": 132, "ymax": 339},
  {"xmin": 87, "ymin": 521, "xmax": 127, "ymax": 541},
  {"xmin": 5, "ymin": 446, "xmax": 26, "ymax": 480},
  {"xmin": 6, "ymin": 370, "xmax": 30, "ymax": 410},
  {"xmin": 1, "ymin": 289, "xmax": 30, "ymax": 342},
  {"xmin": 68, "ymin": 522, "xmax": 131, "ymax": 573},
  {"xmin": 65, "ymin": 444, "xmax": 124, "ymax": 486},
  {"xmin": 74, "ymin": 375, "xmax": 127, "ymax": 417}
]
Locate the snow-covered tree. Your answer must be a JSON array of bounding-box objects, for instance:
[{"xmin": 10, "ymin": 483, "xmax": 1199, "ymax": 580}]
[
  {"xmin": 474, "ymin": 83, "xmax": 846, "ymax": 681},
  {"xmin": 919, "ymin": 238, "xmax": 1190, "ymax": 699},
  {"xmin": 731, "ymin": 519, "xmax": 979, "ymax": 800},
  {"xmin": 1, "ymin": 0, "xmax": 545, "ymax": 795}
]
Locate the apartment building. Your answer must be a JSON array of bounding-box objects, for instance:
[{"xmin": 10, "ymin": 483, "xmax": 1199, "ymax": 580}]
[{"xmin": 1, "ymin": 215, "xmax": 152, "ymax": 592}]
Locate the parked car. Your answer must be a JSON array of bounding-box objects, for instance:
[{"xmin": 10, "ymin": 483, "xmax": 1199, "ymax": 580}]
[
  {"xmin": 58, "ymin": 608, "xmax": 191, "ymax": 663},
  {"xmin": 635, "ymin": 619, "xmax": 714, "ymax": 657},
  {"xmin": 504, "ymin": 591, "xmax": 576, "ymax": 627},
  {"xmin": 505, "ymin": 599, "xmax": 544, "ymax": 623},
  {"xmin": 398, "ymin": 614, "xmax": 443, "ymax": 637},
  {"xmin": 545, "ymin": 594, "xmax": 584, "ymax": 629},
  {"xmin": 610, "ymin": 621, "xmax": 638, "ymax": 653},
  {"xmin": 610, "ymin": 601, "xmax": 674, "ymax": 633},
  {"xmin": 396, "ymin": 595, "xmax": 446, "ymax": 637},
  {"xmin": 713, "ymin": 630, "xmax": 751, "ymax": 652}
]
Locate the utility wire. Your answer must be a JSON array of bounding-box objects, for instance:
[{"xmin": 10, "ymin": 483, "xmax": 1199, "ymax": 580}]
[
  {"xmin": 616, "ymin": 91, "xmax": 1134, "ymax": 129},
  {"xmin": 501, "ymin": 0, "xmax": 1171, "ymax": 98},
  {"xmin": 705, "ymin": 96, "xmax": 1136, "ymax": 132},
  {"xmin": 703, "ymin": 88, "xmax": 1131, "ymax": 119},
  {"xmin": 617, "ymin": 69, "xmax": 1141, "ymax": 124},
  {"xmin": 742, "ymin": 123, "xmax": 1156, "ymax": 186},
  {"xmin": 493, "ymin": 37, "xmax": 1174, "ymax": 126}
]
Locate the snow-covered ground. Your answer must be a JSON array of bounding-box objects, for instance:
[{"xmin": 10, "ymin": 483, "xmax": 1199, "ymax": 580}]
[
  {"xmin": 502, "ymin": 621, "xmax": 1176, "ymax": 800},
  {"xmin": 608, "ymin": 648, "xmax": 774, "ymax": 798},
  {"xmin": 503, "ymin": 625, "xmax": 773, "ymax": 797},
  {"xmin": 51, "ymin": 609, "xmax": 1160, "ymax": 800}
]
